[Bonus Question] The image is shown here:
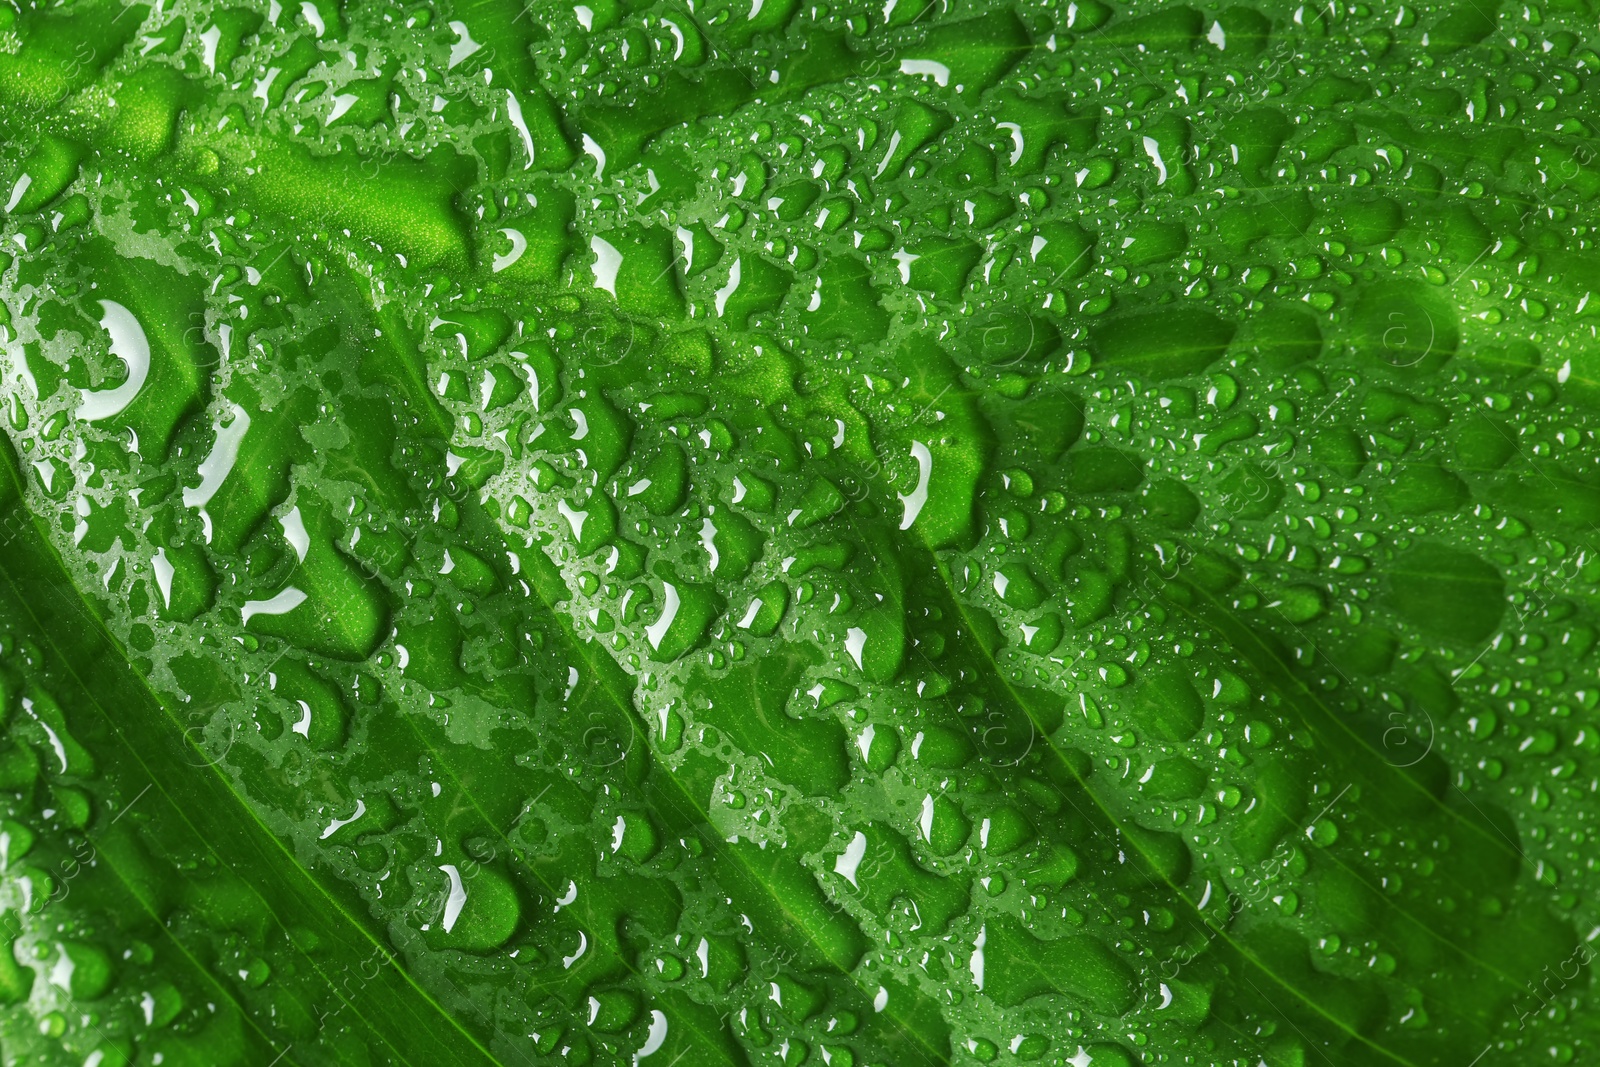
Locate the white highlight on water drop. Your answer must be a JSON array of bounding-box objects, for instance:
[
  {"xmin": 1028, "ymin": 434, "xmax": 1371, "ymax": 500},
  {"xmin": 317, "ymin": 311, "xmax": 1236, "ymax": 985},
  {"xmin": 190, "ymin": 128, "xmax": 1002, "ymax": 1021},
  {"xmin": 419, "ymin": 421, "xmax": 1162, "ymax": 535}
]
[
  {"xmin": 590, "ymin": 236, "xmax": 622, "ymax": 295},
  {"xmin": 874, "ymin": 130, "xmax": 903, "ymax": 179},
  {"xmin": 490, "ymin": 228, "xmax": 527, "ymax": 275},
  {"xmin": 280, "ymin": 506, "xmax": 310, "ymax": 562},
  {"xmin": 700, "ymin": 518, "xmax": 720, "ymax": 571},
  {"xmin": 183, "ymin": 399, "xmax": 251, "ymax": 537},
  {"xmin": 4, "ymin": 174, "xmax": 31, "ymax": 213},
  {"xmin": 152, "ymin": 548, "xmax": 175, "ymax": 609},
  {"xmin": 582, "ymin": 134, "xmax": 607, "ymax": 180},
  {"xmin": 715, "ymin": 257, "xmax": 743, "ymax": 317},
  {"xmin": 893, "ymin": 249, "xmax": 919, "ymax": 284},
  {"xmin": 198, "ymin": 24, "xmax": 222, "ymax": 70},
  {"xmin": 505, "ymin": 91, "xmax": 536, "ymax": 168},
  {"xmin": 856, "ymin": 724, "xmax": 875, "ymax": 762},
  {"xmin": 438, "ymin": 864, "xmax": 467, "ymax": 931},
  {"xmin": 646, "ymin": 583, "xmax": 680, "ymax": 650},
  {"xmin": 558, "ymin": 500, "xmax": 589, "ymax": 542},
  {"xmin": 1143, "ymin": 136, "xmax": 1169, "ymax": 185},
  {"xmin": 183, "ymin": 402, "xmax": 251, "ymax": 522},
  {"xmin": 326, "ymin": 93, "xmax": 358, "ymax": 123},
  {"xmin": 78, "ymin": 301, "xmax": 152, "ymax": 422},
  {"xmin": 21, "ymin": 699, "xmax": 68, "ymax": 774},
  {"xmin": 845, "ymin": 626, "xmax": 867, "ymax": 669},
  {"xmin": 242, "ymin": 587, "xmax": 307, "ymax": 626},
  {"xmin": 834, "ymin": 831, "xmax": 867, "ymax": 887},
  {"xmin": 633, "ymin": 1010, "xmax": 668, "ymax": 1063},
  {"xmin": 49, "ymin": 944, "xmax": 75, "ymax": 992},
  {"xmin": 998, "ymin": 121, "xmax": 1024, "ymax": 165},
  {"xmin": 899, "ymin": 441, "xmax": 932, "ymax": 530},
  {"xmin": 446, "ymin": 20, "xmax": 481, "ymax": 66},
  {"xmin": 320, "ymin": 799, "xmax": 367, "ymax": 839},
  {"xmin": 899, "ymin": 59, "xmax": 950, "ymax": 86},
  {"xmin": 292, "ymin": 700, "xmax": 312, "ymax": 737}
]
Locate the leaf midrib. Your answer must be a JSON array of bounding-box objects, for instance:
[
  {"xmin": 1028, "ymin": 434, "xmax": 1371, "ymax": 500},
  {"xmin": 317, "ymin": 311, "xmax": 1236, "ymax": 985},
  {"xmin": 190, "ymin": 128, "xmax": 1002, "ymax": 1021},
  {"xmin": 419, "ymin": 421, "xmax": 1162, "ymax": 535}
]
[
  {"xmin": 0, "ymin": 454, "xmax": 503, "ymax": 1067},
  {"xmin": 355, "ymin": 287, "xmax": 952, "ymax": 1064}
]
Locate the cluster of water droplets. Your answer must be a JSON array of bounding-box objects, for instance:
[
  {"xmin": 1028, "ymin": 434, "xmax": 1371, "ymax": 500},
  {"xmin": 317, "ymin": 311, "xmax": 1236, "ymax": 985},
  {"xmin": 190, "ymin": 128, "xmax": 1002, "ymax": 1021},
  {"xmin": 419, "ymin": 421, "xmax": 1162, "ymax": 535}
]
[{"xmin": 1, "ymin": 0, "xmax": 1600, "ymax": 1063}]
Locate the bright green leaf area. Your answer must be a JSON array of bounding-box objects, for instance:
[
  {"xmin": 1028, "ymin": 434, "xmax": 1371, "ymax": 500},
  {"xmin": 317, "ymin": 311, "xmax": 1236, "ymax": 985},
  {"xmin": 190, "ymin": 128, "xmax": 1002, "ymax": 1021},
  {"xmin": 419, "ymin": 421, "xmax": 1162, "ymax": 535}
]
[{"xmin": 0, "ymin": 0, "xmax": 1596, "ymax": 1065}]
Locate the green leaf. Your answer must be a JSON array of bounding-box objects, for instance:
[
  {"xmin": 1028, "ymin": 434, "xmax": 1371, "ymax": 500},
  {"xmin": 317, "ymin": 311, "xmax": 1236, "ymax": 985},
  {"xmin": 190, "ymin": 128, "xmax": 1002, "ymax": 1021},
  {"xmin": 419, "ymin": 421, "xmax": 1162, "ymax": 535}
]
[{"xmin": 0, "ymin": 2, "xmax": 1596, "ymax": 1064}]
